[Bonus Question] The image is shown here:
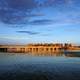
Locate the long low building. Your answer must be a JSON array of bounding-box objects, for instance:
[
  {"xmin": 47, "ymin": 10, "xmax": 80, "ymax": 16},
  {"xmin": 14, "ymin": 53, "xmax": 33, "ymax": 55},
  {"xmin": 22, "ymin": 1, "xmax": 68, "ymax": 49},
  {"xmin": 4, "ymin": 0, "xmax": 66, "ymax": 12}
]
[
  {"xmin": 0, "ymin": 43, "xmax": 63, "ymax": 53},
  {"xmin": 0, "ymin": 43, "xmax": 80, "ymax": 55}
]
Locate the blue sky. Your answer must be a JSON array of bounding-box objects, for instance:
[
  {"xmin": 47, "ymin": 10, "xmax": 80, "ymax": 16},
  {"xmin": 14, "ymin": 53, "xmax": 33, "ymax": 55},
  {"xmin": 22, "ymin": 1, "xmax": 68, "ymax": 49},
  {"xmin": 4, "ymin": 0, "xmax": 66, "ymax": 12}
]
[{"xmin": 0, "ymin": 0, "xmax": 80, "ymax": 44}]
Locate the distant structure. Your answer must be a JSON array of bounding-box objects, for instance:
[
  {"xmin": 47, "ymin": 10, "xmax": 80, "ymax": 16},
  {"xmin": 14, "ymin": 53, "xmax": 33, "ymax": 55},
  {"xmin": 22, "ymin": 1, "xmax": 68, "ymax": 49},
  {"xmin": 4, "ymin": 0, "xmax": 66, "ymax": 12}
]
[{"xmin": 0, "ymin": 43, "xmax": 80, "ymax": 56}]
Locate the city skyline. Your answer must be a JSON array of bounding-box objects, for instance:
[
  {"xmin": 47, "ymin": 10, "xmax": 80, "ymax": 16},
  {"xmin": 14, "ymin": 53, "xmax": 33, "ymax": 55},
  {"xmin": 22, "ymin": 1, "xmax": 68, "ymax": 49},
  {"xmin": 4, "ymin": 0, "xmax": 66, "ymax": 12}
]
[{"xmin": 0, "ymin": 0, "xmax": 80, "ymax": 44}]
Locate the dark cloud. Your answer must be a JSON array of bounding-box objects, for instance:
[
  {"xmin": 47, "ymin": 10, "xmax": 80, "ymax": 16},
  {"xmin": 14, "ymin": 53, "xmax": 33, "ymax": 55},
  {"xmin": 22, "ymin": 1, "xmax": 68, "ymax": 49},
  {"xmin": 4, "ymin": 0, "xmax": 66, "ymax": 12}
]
[
  {"xmin": 30, "ymin": 19, "xmax": 53, "ymax": 25},
  {"xmin": 17, "ymin": 31, "xmax": 39, "ymax": 35},
  {"xmin": 3, "ymin": 0, "xmax": 37, "ymax": 10},
  {"xmin": 30, "ymin": 17, "xmax": 80, "ymax": 25},
  {"xmin": 0, "ymin": 0, "xmax": 43, "ymax": 24},
  {"xmin": 0, "ymin": 0, "xmax": 64, "ymax": 24},
  {"xmin": 36, "ymin": 0, "xmax": 66, "ymax": 7},
  {"xmin": 0, "ymin": 0, "xmax": 78, "ymax": 24},
  {"xmin": 35, "ymin": 0, "xmax": 54, "ymax": 7}
]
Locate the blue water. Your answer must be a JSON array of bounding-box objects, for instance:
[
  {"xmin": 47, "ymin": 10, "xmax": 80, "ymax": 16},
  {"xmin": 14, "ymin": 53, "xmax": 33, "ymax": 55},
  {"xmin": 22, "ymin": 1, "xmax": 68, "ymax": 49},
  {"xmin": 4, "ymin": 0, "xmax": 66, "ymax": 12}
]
[{"xmin": 0, "ymin": 53, "xmax": 80, "ymax": 80}]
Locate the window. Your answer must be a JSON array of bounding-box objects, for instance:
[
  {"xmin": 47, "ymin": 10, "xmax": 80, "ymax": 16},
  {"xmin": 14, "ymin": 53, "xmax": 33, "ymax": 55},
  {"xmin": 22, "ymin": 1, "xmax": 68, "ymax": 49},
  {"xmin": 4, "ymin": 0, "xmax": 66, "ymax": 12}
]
[
  {"xmin": 50, "ymin": 48, "xmax": 53, "ymax": 51},
  {"xmin": 54, "ymin": 48, "xmax": 56, "ymax": 50},
  {"xmin": 46, "ymin": 48, "xmax": 48, "ymax": 51}
]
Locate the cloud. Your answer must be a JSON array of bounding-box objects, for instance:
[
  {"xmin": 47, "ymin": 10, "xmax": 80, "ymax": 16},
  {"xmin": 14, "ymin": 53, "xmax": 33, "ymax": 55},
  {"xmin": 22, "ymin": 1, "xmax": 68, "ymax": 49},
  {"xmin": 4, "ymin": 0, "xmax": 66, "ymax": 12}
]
[
  {"xmin": 0, "ymin": 0, "xmax": 62, "ymax": 24},
  {"xmin": 0, "ymin": 0, "xmax": 44, "ymax": 24},
  {"xmin": 0, "ymin": 36, "xmax": 30, "ymax": 45},
  {"xmin": 25, "ymin": 18, "xmax": 80, "ymax": 26},
  {"xmin": 30, "ymin": 19, "xmax": 53, "ymax": 25},
  {"xmin": 0, "ymin": 10, "xmax": 44, "ymax": 24},
  {"xmin": 35, "ymin": 0, "xmax": 56, "ymax": 7},
  {"xmin": 17, "ymin": 31, "xmax": 39, "ymax": 35},
  {"xmin": 36, "ymin": 0, "xmax": 71, "ymax": 7},
  {"xmin": 0, "ymin": 0, "xmax": 79, "ymax": 25},
  {"xmin": 6, "ymin": 0, "xmax": 37, "ymax": 10},
  {"xmin": 57, "ymin": 18, "xmax": 80, "ymax": 24}
]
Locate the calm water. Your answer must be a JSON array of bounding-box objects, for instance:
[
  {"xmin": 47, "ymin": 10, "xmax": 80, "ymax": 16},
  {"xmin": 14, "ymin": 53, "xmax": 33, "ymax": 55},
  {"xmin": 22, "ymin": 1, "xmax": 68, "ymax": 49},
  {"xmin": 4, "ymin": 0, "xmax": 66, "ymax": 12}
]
[{"xmin": 0, "ymin": 53, "xmax": 80, "ymax": 80}]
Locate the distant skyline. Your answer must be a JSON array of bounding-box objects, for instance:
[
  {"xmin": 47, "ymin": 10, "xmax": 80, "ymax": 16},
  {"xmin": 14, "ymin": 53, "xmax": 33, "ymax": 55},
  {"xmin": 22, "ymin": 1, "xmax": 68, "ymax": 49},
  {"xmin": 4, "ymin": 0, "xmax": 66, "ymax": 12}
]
[{"xmin": 0, "ymin": 0, "xmax": 80, "ymax": 44}]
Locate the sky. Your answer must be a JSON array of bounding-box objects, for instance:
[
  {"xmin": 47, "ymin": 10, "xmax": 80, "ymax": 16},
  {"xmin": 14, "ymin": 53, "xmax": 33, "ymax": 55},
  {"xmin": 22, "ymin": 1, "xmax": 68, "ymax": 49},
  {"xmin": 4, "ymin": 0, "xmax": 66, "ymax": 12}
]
[{"xmin": 0, "ymin": 0, "xmax": 80, "ymax": 44}]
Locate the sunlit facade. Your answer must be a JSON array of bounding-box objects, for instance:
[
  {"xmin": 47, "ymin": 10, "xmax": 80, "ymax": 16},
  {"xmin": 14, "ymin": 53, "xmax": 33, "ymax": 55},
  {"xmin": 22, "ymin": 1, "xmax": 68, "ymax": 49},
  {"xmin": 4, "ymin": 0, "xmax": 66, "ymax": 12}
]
[{"xmin": 0, "ymin": 43, "xmax": 80, "ymax": 56}]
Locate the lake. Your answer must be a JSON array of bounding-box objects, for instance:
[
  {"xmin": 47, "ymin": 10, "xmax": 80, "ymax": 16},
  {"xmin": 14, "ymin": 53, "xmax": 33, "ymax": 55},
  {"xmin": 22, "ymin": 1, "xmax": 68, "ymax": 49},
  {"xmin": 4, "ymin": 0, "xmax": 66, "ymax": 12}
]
[{"xmin": 0, "ymin": 53, "xmax": 80, "ymax": 80}]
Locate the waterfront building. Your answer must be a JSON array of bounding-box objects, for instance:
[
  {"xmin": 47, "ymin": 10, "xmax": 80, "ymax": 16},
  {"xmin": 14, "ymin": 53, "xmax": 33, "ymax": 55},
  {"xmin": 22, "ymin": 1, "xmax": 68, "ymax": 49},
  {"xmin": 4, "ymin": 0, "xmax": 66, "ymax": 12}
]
[{"xmin": 0, "ymin": 43, "xmax": 80, "ymax": 56}]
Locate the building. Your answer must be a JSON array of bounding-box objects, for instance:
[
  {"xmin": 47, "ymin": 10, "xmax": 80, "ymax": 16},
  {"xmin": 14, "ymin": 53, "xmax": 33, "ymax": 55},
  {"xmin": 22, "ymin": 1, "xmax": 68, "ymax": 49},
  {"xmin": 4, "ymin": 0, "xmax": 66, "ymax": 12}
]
[
  {"xmin": 0, "ymin": 43, "xmax": 63, "ymax": 55},
  {"xmin": 0, "ymin": 43, "xmax": 80, "ymax": 56}
]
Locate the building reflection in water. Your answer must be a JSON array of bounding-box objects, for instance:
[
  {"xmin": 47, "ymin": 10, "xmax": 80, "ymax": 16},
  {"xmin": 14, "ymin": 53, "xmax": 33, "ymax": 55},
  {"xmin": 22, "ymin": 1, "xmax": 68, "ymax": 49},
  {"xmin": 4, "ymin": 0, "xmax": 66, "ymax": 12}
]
[
  {"xmin": 0, "ymin": 43, "xmax": 80, "ymax": 57},
  {"xmin": 65, "ymin": 52, "xmax": 80, "ymax": 57},
  {"xmin": 30, "ymin": 52, "xmax": 64, "ymax": 56}
]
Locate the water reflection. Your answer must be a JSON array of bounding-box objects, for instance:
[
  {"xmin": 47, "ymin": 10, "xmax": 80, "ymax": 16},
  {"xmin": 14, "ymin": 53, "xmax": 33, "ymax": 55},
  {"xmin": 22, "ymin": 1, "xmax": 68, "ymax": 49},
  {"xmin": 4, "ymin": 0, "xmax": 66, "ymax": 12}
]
[
  {"xmin": 30, "ymin": 52, "xmax": 64, "ymax": 56},
  {"xmin": 64, "ymin": 52, "xmax": 80, "ymax": 57},
  {"xmin": 0, "ymin": 52, "xmax": 80, "ymax": 80},
  {"xmin": 0, "ymin": 51, "xmax": 80, "ymax": 57}
]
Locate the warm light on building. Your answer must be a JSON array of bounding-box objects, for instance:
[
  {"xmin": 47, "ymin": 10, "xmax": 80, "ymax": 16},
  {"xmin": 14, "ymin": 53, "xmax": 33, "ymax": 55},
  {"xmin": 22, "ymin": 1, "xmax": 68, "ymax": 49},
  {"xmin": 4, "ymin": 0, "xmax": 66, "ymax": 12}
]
[{"xmin": 0, "ymin": 43, "xmax": 80, "ymax": 56}]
